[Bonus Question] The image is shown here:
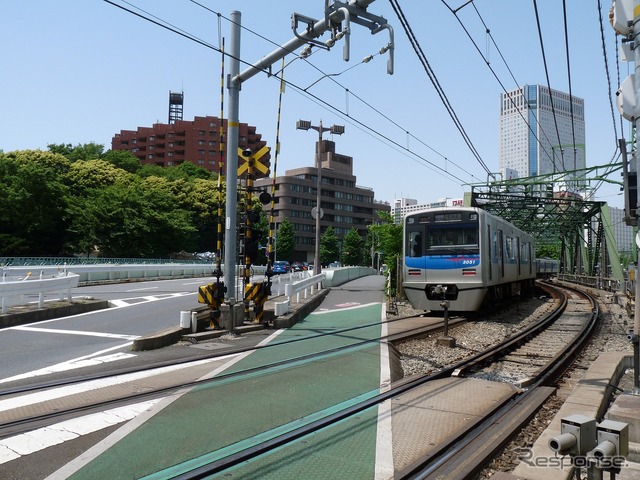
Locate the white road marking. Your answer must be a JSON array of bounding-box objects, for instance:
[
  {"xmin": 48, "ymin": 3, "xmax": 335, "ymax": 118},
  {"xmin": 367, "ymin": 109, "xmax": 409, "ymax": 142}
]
[
  {"xmin": 0, "ymin": 343, "xmax": 134, "ymax": 384},
  {"xmin": 310, "ymin": 301, "xmax": 381, "ymax": 315},
  {"xmin": 0, "ymin": 356, "xmax": 234, "ymax": 413},
  {"xmin": 375, "ymin": 303, "xmax": 394, "ymax": 479},
  {"xmin": 0, "ymin": 352, "xmax": 245, "ymax": 467},
  {"xmin": 125, "ymin": 286, "xmax": 158, "ymax": 292},
  {"xmin": 0, "ymin": 399, "xmax": 161, "ymax": 465},
  {"xmin": 10, "ymin": 326, "xmax": 139, "ymax": 340},
  {"xmin": 50, "ymin": 329, "xmax": 288, "ymax": 479}
]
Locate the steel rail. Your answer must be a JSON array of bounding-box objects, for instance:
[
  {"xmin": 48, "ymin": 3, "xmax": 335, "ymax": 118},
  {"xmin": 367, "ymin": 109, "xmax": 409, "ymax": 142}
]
[
  {"xmin": 152, "ymin": 285, "xmax": 569, "ymax": 479},
  {"xmin": 0, "ymin": 312, "xmax": 457, "ymax": 398},
  {"xmin": 402, "ymin": 284, "xmax": 599, "ymax": 479},
  {"xmin": 0, "ymin": 315, "xmax": 465, "ymax": 438}
]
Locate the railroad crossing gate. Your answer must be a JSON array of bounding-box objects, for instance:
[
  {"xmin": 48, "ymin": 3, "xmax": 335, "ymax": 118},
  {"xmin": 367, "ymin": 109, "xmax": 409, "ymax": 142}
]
[
  {"xmin": 197, "ymin": 281, "xmax": 225, "ymax": 329},
  {"xmin": 467, "ymin": 179, "xmax": 624, "ymax": 283},
  {"xmin": 244, "ymin": 281, "xmax": 270, "ymax": 324}
]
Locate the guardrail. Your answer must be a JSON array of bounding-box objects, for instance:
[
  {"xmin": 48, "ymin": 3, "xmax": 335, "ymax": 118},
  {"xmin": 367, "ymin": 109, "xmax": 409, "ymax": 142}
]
[
  {"xmin": 1, "ymin": 271, "xmax": 79, "ymax": 314},
  {"xmin": 275, "ymin": 273, "xmax": 325, "ymax": 316},
  {"xmin": 2, "ymin": 264, "xmax": 270, "ymax": 286},
  {"xmin": 0, "ymin": 256, "xmax": 211, "ymax": 266},
  {"xmin": 558, "ymin": 274, "xmax": 622, "ymax": 293}
]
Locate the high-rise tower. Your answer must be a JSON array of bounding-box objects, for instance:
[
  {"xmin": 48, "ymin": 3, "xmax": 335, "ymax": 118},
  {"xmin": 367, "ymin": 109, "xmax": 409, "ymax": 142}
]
[{"xmin": 499, "ymin": 85, "xmax": 585, "ymax": 186}]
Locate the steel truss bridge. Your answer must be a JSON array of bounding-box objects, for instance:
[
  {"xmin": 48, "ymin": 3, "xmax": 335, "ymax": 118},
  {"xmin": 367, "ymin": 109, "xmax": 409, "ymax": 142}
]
[{"xmin": 464, "ymin": 164, "xmax": 627, "ymax": 284}]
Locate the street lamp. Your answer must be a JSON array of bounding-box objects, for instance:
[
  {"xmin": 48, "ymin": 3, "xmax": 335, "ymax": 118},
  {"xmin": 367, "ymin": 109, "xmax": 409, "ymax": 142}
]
[{"xmin": 296, "ymin": 119, "xmax": 345, "ymax": 275}]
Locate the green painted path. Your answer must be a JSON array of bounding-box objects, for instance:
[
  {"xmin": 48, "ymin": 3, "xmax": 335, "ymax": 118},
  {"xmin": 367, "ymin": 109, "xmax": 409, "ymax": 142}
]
[{"xmin": 65, "ymin": 301, "xmax": 387, "ymax": 479}]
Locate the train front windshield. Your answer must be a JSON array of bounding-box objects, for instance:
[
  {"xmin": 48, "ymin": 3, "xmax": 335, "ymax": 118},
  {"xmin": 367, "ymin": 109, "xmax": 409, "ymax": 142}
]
[{"xmin": 407, "ymin": 211, "xmax": 480, "ymax": 258}]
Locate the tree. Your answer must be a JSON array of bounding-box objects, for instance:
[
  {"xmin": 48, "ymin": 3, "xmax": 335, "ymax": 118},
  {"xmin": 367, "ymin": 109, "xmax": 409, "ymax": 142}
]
[
  {"xmin": 103, "ymin": 150, "xmax": 141, "ymax": 174},
  {"xmin": 0, "ymin": 152, "xmax": 70, "ymax": 255},
  {"xmin": 66, "ymin": 182, "xmax": 196, "ymax": 257},
  {"xmin": 275, "ymin": 218, "xmax": 295, "ymax": 261},
  {"xmin": 48, "ymin": 142, "xmax": 104, "ymax": 161},
  {"xmin": 320, "ymin": 226, "xmax": 340, "ymax": 266},
  {"xmin": 342, "ymin": 228, "xmax": 364, "ymax": 266},
  {"xmin": 65, "ymin": 159, "xmax": 134, "ymax": 193}
]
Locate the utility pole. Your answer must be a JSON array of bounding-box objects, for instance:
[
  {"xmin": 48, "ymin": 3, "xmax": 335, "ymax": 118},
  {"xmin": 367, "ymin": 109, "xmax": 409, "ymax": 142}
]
[
  {"xmin": 223, "ymin": 1, "xmax": 393, "ymax": 302},
  {"xmin": 224, "ymin": 11, "xmax": 241, "ymax": 303},
  {"xmin": 296, "ymin": 120, "xmax": 345, "ymax": 274}
]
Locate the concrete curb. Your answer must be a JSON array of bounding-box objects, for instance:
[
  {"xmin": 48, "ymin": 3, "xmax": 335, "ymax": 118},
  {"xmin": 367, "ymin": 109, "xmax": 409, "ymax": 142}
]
[
  {"xmin": 0, "ymin": 300, "xmax": 111, "ymax": 329},
  {"xmin": 132, "ymin": 326, "xmax": 187, "ymax": 351},
  {"xmin": 131, "ymin": 289, "xmax": 331, "ymax": 351},
  {"xmin": 273, "ymin": 289, "xmax": 330, "ymax": 328}
]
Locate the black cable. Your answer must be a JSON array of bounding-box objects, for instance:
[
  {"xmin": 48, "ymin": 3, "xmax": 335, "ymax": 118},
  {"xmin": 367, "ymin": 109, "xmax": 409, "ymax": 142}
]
[
  {"xmin": 442, "ymin": 0, "xmax": 560, "ymax": 175},
  {"xmin": 562, "ymin": 0, "xmax": 579, "ymax": 173},
  {"xmin": 388, "ymin": 0, "xmax": 494, "ymax": 177},
  {"xmin": 532, "ymin": 0, "xmax": 566, "ymax": 172},
  {"xmin": 105, "ymin": 0, "xmax": 477, "ymax": 186}
]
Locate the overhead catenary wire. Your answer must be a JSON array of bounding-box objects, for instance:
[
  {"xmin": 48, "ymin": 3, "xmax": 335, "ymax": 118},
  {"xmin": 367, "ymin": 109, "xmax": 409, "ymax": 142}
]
[
  {"xmin": 532, "ymin": 0, "xmax": 566, "ymax": 172},
  {"xmin": 388, "ymin": 0, "xmax": 494, "ymax": 178},
  {"xmin": 561, "ymin": 0, "xmax": 578, "ymax": 172},
  {"xmin": 104, "ymin": 0, "xmax": 476, "ymax": 186},
  {"xmin": 463, "ymin": 1, "xmax": 560, "ymax": 169}
]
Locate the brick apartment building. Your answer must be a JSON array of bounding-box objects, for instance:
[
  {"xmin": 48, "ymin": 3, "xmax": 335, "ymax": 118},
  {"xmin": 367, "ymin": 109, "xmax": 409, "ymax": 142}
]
[
  {"xmin": 254, "ymin": 139, "xmax": 390, "ymax": 263},
  {"xmin": 111, "ymin": 115, "xmax": 270, "ymax": 175}
]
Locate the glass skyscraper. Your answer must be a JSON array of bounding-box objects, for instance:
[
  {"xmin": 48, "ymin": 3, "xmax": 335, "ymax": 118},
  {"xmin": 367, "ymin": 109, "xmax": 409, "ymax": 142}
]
[{"xmin": 499, "ymin": 85, "xmax": 585, "ymax": 185}]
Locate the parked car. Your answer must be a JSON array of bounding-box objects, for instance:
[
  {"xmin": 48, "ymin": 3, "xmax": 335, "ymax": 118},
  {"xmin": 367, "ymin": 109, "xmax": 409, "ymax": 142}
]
[
  {"xmin": 272, "ymin": 260, "xmax": 291, "ymax": 274},
  {"xmin": 291, "ymin": 261, "xmax": 305, "ymax": 272}
]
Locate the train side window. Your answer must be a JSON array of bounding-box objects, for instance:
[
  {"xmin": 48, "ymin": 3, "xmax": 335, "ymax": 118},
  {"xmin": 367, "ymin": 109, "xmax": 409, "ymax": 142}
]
[
  {"xmin": 409, "ymin": 231, "xmax": 422, "ymax": 257},
  {"xmin": 505, "ymin": 237, "xmax": 515, "ymax": 261}
]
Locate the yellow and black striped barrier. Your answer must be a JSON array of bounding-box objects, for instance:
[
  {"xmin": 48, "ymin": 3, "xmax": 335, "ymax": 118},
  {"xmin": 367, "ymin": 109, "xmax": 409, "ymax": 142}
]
[
  {"xmin": 244, "ymin": 282, "xmax": 270, "ymax": 324},
  {"xmin": 198, "ymin": 281, "xmax": 225, "ymax": 329}
]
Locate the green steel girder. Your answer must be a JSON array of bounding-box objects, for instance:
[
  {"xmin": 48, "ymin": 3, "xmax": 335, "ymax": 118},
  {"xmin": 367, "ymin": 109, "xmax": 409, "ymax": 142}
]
[{"xmin": 468, "ymin": 185, "xmax": 623, "ymax": 282}]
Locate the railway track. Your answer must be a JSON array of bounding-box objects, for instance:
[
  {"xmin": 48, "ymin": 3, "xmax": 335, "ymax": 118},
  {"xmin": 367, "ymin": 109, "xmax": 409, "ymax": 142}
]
[
  {"xmin": 399, "ymin": 281, "xmax": 599, "ymax": 479},
  {"xmin": 0, "ymin": 313, "xmax": 464, "ymax": 439},
  {"xmin": 1, "ymin": 282, "xmax": 598, "ymax": 479}
]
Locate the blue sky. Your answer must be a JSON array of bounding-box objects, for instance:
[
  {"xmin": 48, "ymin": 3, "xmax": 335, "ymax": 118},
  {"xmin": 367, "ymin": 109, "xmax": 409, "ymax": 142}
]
[{"xmin": 1, "ymin": 1, "xmax": 627, "ymax": 208}]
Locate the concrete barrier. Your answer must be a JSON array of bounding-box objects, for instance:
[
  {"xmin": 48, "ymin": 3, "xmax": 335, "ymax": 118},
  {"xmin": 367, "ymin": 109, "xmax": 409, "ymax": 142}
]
[{"xmin": 322, "ymin": 266, "xmax": 378, "ymax": 287}]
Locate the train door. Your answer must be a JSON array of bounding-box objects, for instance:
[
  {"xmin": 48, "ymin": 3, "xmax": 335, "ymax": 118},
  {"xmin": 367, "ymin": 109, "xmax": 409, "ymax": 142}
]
[
  {"xmin": 516, "ymin": 237, "xmax": 521, "ymax": 275},
  {"xmin": 487, "ymin": 225, "xmax": 492, "ymax": 281},
  {"xmin": 498, "ymin": 229, "xmax": 504, "ymax": 279}
]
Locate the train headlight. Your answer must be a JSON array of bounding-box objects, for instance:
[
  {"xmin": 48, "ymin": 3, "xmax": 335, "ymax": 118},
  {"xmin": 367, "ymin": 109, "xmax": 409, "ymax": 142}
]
[{"xmin": 431, "ymin": 285, "xmax": 446, "ymax": 296}]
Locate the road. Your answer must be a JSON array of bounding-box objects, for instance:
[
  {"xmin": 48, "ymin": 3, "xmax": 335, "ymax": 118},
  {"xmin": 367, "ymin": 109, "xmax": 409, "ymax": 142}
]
[{"xmin": 0, "ymin": 277, "xmax": 217, "ymax": 387}]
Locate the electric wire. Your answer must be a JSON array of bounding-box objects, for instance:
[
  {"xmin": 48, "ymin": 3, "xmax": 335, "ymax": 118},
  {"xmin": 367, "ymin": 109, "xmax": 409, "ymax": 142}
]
[
  {"xmin": 196, "ymin": 1, "xmax": 477, "ymax": 182},
  {"xmin": 104, "ymin": 0, "xmax": 475, "ymax": 186},
  {"xmin": 443, "ymin": 0, "xmax": 560, "ymax": 175},
  {"xmin": 593, "ymin": 0, "xmax": 624, "ymax": 194},
  {"xmin": 388, "ymin": 0, "xmax": 494, "ymax": 177},
  {"xmin": 562, "ymin": 0, "xmax": 579, "ymax": 173},
  {"xmin": 532, "ymin": 0, "xmax": 567, "ymax": 171}
]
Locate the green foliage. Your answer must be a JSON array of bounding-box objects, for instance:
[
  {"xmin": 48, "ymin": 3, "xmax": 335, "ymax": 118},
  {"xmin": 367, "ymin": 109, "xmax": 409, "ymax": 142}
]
[
  {"xmin": 102, "ymin": 150, "xmax": 142, "ymax": 173},
  {"xmin": 342, "ymin": 228, "xmax": 364, "ymax": 266},
  {"xmin": 369, "ymin": 212, "xmax": 403, "ymax": 267},
  {"xmin": 535, "ymin": 243, "xmax": 561, "ymax": 260},
  {"xmin": 48, "ymin": 142, "xmax": 104, "ymax": 161},
  {"xmin": 0, "ymin": 152, "xmax": 70, "ymax": 255},
  {"xmin": 65, "ymin": 183, "xmax": 196, "ymax": 257},
  {"xmin": 138, "ymin": 162, "xmax": 213, "ymax": 181},
  {"xmin": 0, "ymin": 148, "xmax": 220, "ymax": 258},
  {"xmin": 320, "ymin": 226, "xmax": 340, "ymax": 266},
  {"xmin": 65, "ymin": 159, "xmax": 135, "ymax": 193},
  {"xmin": 276, "ymin": 218, "xmax": 295, "ymax": 261}
]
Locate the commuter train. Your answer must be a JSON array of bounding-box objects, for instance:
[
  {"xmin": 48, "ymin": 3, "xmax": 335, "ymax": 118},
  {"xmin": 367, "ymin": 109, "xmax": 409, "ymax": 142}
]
[
  {"xmin": 402, "ymin": 207, "xmax": 536, "ymax": 312},
  {"xmin": 535, "ymin": 257, "xmax": 560, "ymax": 278}
]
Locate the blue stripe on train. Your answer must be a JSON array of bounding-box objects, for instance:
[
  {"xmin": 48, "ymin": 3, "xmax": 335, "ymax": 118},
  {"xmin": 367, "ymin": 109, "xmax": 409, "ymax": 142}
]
[{"xmin": 405, "ymin": 255, "xmax": 480, "ymax": 270}]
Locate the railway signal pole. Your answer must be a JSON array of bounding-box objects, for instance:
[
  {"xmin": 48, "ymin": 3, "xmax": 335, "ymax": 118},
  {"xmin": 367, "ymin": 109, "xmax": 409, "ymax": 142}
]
[
  {"xmin": 612, "ymin": 0, "xmax": 640, "ymax": 391},
  {"xmin": 223, "ymin": 2, "xmax": 394, "ymax": 300}
]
